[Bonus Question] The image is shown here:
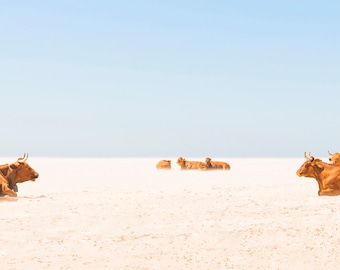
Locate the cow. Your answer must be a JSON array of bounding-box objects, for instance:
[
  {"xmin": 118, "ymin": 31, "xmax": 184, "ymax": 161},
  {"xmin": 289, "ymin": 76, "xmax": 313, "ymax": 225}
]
[
  {"xmin": 328, "ymin": 150, "xmax": 340, "ymax": 164},
  {"xmin": 156, "ymin": 160, "xmax": 171, "ymax": 169},
  {"xmin": 296, "ymin": 152, "xmax": 340, "ymax": 196},
  {"xmin": 176, "ymin": 157, "xmax": 207, "ymax": 170},
  {"xmin": 205, "ymin": 157, "xmax": 231, "ymax": 170},
  {"xmin": 0, "ymin": 153, "xmax": 39, "ymax": 197}
]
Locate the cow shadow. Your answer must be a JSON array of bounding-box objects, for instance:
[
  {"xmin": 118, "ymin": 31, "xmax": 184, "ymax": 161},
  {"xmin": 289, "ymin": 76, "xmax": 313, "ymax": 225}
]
[
  {"xmin": 0, "ymin": 196, "xmax": 18, "ymax": 202},
  {"xmin": 0, "ymin": 194, "xmax": 47, "ymax": 202},
  {"xmin": 19, "ymin": 195, "xmax": 47, "ymax": 200}
]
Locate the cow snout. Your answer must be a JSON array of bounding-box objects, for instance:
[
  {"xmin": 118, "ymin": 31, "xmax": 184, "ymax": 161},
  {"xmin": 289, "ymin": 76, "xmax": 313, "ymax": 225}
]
[
  {"xmin": 33, "ymin": 172, "xmax": 39, "ymax": 178},
  {"xmin": 329, "ymin": 158, "xmax": 332, "ymax": 162}
]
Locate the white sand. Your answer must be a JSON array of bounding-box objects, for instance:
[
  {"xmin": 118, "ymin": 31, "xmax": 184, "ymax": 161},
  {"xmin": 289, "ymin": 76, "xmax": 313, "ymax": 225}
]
[{"xmin": 1, "ymin": 157, "xmax": 340, "ymax": 270}]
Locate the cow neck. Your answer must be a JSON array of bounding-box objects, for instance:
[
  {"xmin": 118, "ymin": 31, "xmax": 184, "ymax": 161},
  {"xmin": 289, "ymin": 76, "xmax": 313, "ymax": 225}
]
[
  {"xmin": 312, "ymin": 163, "xmax": 327, "ymax": 189},
  {"xmin": 313, "ymin": 171, "xmax": 323, "ymax": 192}
]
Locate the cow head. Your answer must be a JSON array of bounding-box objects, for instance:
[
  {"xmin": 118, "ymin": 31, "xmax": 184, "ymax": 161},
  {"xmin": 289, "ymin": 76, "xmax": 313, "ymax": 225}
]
[
  {"xmin": 205, "ymin": 157, "xmax": 212, "ymax": 166},
  {"xmin": 177, "ymin": 157, "xmax": 186, "ymax": 168},
  {"xmin": 8, "ymin": 154, "xmax": 39, "ymax": 184},
  {"xmin": 296, "ymin": 152, "xmax": 324, "ymax": 178},
  {"xmin": 328, "ymin": 150, "xmax": 340, "ymax": 164}
]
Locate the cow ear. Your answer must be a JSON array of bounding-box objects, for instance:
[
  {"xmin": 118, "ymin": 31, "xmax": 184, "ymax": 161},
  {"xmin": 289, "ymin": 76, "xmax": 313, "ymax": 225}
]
[
  {"xmin": 313, "ymin": 159, "xmax": 324, "ymax": 169},
  {"xmin": 10, "ymin": 162, "xmax": 19, "ymax": 169}
]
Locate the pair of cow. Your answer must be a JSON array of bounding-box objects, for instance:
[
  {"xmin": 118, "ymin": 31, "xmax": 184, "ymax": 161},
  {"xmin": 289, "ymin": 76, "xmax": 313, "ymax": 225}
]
[
  {"xmin": 156, "ymin": 157, "xmax": 231, "ymax": 170},
  {"xmin": 296, "ymin": 151, "xmax": 340, "ymax": 196},
  {"xmin": 0, "ymin": 154, "xmax": 39, "ymax": 197}
]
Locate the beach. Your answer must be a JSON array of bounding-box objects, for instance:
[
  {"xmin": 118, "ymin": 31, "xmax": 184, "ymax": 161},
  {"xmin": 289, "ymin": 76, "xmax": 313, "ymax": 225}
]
[{"xmin": 1, "ymin": 157, "xmax": 340, "ymax": 269}]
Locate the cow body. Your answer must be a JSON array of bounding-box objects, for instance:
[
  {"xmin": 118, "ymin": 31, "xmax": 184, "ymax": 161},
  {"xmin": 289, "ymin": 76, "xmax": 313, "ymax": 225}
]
[
  {"xmin": 0, "ymin": 154, "xmax": 39, "ymax": 197},
  {"xmin": 296, "ymin": 152, "xmax": 340, "ymax": 196},
  {"xmin": 205, "ymin": 157, "xmax": 230, "ymax": 170},
  {"xmin": 177, "ymin": 157, "xmax": 207, "ymax": 170},
  {"xmin": 0, "ymin": 172, "xmax": 17, "ymax": 197},
  {"xmin": 156, "ymin": 160, "xmax": 171, "ymax": 169}
]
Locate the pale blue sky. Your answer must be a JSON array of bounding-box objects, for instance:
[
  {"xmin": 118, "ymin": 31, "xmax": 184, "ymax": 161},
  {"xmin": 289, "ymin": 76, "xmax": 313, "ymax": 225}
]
[{"xmin": 1, "ymin": 1, "xmax": 339, "ymax": 157}]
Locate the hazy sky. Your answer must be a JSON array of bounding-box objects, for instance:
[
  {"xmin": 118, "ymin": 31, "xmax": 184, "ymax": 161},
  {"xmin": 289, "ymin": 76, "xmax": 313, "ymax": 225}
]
[{"xmin": 1, "ymin": 1, "xmax": 339, "ymax": 157}]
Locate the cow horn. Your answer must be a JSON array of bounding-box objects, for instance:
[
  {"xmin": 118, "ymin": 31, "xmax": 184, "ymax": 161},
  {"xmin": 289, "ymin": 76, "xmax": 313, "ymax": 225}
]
[
  {"xmin": 304, "ymin": 152, "xmax": 313, "ymax": 161},
  {"xmin": 18, "ymin": 153, "xmax": 28, "ymax": 163},
  {"xmin": 304, "ymin": 152, "xmax": 308, "ymax": 159},
  {"xmin": 328, "ymin": 150, "xmax": 333, "ymax": 156}
]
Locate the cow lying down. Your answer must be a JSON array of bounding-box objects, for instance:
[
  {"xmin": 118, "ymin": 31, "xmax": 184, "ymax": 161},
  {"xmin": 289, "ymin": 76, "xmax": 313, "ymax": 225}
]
[
  {"xmin": 0, "ymin": 154, "xmax": 39, "ymax": 197},
  {"xmin": 205, "ymin": 157, "xmax": 231, "ymax": 170},
  {"xmin": 296, "ymin": 152, "xmax": 340, "ymax": 196},
  {"xmin": 156, "ymin": 160, "xmax": 171, "ymax": 169},
  {"xmin": 177, "ymin": 157, "xmax": 208, "ymax": 170}
]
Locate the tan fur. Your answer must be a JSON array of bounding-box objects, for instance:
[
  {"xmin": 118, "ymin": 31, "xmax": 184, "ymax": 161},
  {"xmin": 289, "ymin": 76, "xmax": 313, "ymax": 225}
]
[
  {"xmin": 176, "ymin": 157, "xmax": 207, "ymax": 170},
  {"xmin": 205, "ymin": 157, "xmax": 231, "ymax": 170},
  {"xmin": 156, "ymin": 160, "xmax": 171, "ymax": 169}
]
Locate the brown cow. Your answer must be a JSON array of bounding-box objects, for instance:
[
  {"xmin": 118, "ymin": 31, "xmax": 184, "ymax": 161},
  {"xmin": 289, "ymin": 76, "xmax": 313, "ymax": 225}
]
[
  {"xmin": 176, "ymin": 157, "xmax": 207, "ymax": 170},
  {"xmin": 0, "ymin": 153, "xmax": 39, "ymax": 197},
  {"xmin": 205, "ymin": 157, "xmax": 231, "ymax": 170},
  {"xmin": 156, "ymin": 160, "xmax": 171, "ymax": 169},
  {"xmin": 328, "ymin": 150, "xmax": 340, "ymax": 164},
  {"xmin": 296, "ymin": 152, "xmax": 340, "ymax": 196}
]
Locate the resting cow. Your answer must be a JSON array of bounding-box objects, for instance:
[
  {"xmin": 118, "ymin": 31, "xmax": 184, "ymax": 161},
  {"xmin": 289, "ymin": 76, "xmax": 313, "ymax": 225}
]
[
  {"xmin": 205, "ymin": 157, "xmax": 230, "ymax": 170},
  {"xmin": 176, "ymin": 157, "xmax": 207, "ymax": 170},
  {"xmin": 156, "ymin": 160, "xmax": 171, "ymax": 169},
  {"xmin": 296, "ymin": 152, "xmax": 340, "ymax": 196},
  {"xmin": 0, "ymin": 153, "xmax": 39, "ymax": 197},
  {"xmin": 328, "ymin": 150, "xmax": 340, "ymax": 164}
]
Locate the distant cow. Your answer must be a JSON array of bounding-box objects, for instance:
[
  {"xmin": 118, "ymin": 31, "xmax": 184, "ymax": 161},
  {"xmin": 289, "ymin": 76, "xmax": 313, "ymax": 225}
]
[
  {"xmin": 328, "ymin": 150, "xmax": 340, "ymax": 164},
  {"xmin": 0, "ymin": 154, "xmax": 39, "ymax": 197},
  {"xmin": 296, "ymin": 152, "xmax": 340, "ymax": 196},
  {"xmin": 156, "ymin": 160, "xmax": 171, "ymax": 169},
  {"xmin": 205, "ymin": 157, "xmax": 231, "ymax": 170},
  {"xmin": 176, "ymin": 157, "xmax": 207, "ymax": 170}
]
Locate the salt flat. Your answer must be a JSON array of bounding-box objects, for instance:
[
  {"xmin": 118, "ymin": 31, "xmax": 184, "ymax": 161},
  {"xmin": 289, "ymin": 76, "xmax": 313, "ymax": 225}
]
[{"xmin": 1, "ymin": 157, "xmax": 339, "ymax": 270}]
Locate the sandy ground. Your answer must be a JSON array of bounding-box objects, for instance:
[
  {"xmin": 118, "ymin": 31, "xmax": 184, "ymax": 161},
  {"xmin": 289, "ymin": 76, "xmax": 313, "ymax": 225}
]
[{"xmin": 1, "ymin": 157, "xmax": 340, "ymax": 270}]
